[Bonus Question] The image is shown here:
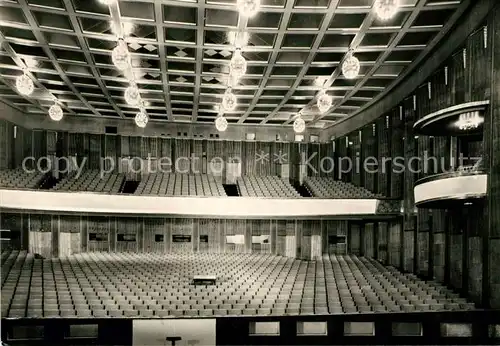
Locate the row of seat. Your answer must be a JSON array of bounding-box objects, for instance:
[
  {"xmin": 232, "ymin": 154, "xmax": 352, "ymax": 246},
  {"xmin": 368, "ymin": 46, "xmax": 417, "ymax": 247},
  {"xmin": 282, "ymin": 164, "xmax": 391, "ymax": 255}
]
[
  {"xmin": 134, "ymin": 173, "xmax": 226, "ymax": 196},
  {"xmin": 53, "ymin": 170, "xmax": 124, "ymax": 194},
  {"xmin": 1, "ymin": 250, "xmax": 475, "ymax": 318},
  {"xmin": 0, "ymin": 169, "xmax": 45, "ymax": 189},
  {"xmin": 237, "ymin": 176, "xmax": 300, "ymax": 198},
  {"xmin": 305, "ymin": 177, "xmax": 378, "ymax": 199}
]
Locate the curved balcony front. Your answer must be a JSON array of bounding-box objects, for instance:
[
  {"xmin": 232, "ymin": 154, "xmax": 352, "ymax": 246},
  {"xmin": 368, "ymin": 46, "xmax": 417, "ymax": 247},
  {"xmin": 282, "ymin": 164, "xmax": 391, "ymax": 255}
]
[
  {"xmin": 413, "ymin": 101, "xmax": 489, "ymax": 136},
  {"xmin": 414, "ymin": 170, "xmax": 487, "ymax": 209},
  {"xmin": 0, "ymin": 189, "xmax": 383, "ymax": 218}
]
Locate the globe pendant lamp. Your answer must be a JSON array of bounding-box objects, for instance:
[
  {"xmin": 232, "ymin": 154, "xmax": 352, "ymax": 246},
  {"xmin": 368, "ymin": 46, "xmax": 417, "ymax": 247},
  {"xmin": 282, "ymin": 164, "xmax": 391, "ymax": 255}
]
[
  {"xmin": 342, "ymin": 52, "xmax": 360, "ymax": 80},
  {"xmin": 230, "ymin": 49, "xmax": 247, "ymax": 80},
  {"xmin": 124, "ymin": 83, "xmax": 141, "ymax": 106},
  {"xmin": 317, "ymin": 91, "xmax": 332, "ymax": 114},
  {"xmin": 221, "ymin": 89, "xmax": 237, "ymax": 112},
  {"xmin": 48, "ymin": 103, "xmax": 63, "ymax": 121},
  {"xmin": 112, "ymin": 39, "xmax": 131, "ymax": 71},
  {"xmin": 237, "ymin": 0, "xmax": 261, "ymax": 18},
  {"xmin": 374, "ymin": 0, "xmax": 400, "ymax": 21},
  {"xmin": 293, "ymin": 116, "xmax": 305, "ymax": 134},
  {"xmin": 215, "ymin": 116, "xmax": 228, "ymax": 132},
  {"xmin": 135, "ymin": 110, "xmax": 148, "ymax": 128},
  {"xmin": 16, "ymin": 72, "xmax": 34, "ymax": 96}
]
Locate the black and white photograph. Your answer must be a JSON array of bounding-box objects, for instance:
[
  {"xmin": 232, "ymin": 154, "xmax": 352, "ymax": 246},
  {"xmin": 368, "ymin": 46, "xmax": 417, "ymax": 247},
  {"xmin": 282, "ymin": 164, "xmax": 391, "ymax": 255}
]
[{"xmin": 0, "ymin": 0, "xmax": 499, "ymax": 344}]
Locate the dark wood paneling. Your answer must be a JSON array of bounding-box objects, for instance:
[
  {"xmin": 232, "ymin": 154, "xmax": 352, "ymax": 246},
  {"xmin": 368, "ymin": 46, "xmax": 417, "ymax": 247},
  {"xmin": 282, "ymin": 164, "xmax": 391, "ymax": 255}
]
[
  {"xmin": 170, "ymin": 218, "xmax": 193, "ymax": 252},
  {"xmin": 143, "ymin": 217, "xmax": 166, "ymax": 252},
  {"xmin": 86, "ymin": 216, "xmax": 110, "ymax": 252}
]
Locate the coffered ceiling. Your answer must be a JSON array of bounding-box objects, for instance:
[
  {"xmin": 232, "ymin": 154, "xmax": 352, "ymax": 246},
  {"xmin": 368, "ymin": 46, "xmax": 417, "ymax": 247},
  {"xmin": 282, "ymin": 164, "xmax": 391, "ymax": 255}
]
[{"xmin": 0, "ymin": 0, "xmax": 469, "ymax": 129}]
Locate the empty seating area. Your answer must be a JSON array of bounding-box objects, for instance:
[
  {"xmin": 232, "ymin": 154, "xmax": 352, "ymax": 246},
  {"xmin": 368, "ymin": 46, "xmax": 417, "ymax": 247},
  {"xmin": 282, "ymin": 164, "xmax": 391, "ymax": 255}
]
[
  {"xmin": 237, "ymin": 176, "xmax": 300, "ymax": 198},
  {"xmin": 53, "ymin": 170, "xmax": 124, "ymax": 194},
  {"xmin": 305, "ymin": 177, "xmax": 378, "ymax": 199},
  {"xmin": 134, "ymin": 173, "xmax": 226, "ymax": 196},
  {"xmin": 1, "ymin": 250, "xmax": 475, "ymax": 319},
  {"xmin": 0, "ymin": 169, "xmax": 45, "ymax": 189}
]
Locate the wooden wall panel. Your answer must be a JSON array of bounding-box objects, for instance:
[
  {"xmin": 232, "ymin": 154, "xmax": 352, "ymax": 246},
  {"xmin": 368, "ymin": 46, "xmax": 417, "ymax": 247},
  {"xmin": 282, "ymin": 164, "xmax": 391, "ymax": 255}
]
[
  {"xmin": 32, "ymin": 130, "xmax": 46, "ymax": 162},
  {"xmin": 86, "ymin": 216, "xmax": 110, "ymax": 252},
  {"xmin": 143, "ymin": 218, "xmax": 166, "ymax": 252},
  {"xmin": 450, "ymin": 49, "xmax": 467, "ymax": 105},
  {"xmin": 377, "ymin": 117, "xmax": 390, "ymax": 196},
  {"xmin": 388, "ymin": 222, "xmax": 401, "ymax": 268},
  {"xmin": 433, "ymin": 232, "xmax": 445, "ymax": 282},
  {"xmin": 349, "ymin": 223, "xmax": 361, "ymax": 256},
  {"xmin": 59, "ymin": 215, "xmax": 81, "ymax": 234},
  {"xmin": 0, "ymin": 119, "xmax": 9, "ymax": 169},
  {"xmin": 323, "ymin": 220, "xmax": 347, "ymax": 255},
  {"xmin": 390, "ymin": 109, "xmax": 404, "ymax": 198},
  {"xmin": 0, "ymin": 213, "xmax": 24, "ymax": 249},
  {"xmin": 192, "ymin": 139, "xmax": 203, "ymax": 173},
  {"xmin": 29, "ymin": 214, "xmax": 51, "ymax": 232},
  {"xmin": 364, "ymin": 223, "xmax": 375, "ymax": 258},
  {"xmin": 250, "ymin": 219, "xmax": 270, "ymax": 254},
  {"xmin": 59, "ymin": 215, "xmax": 81, "ymax": 255},
  {"xmin": 468, "ymin": 236, "xmax": 483, "ymax": 304},
  {"xmin": 276, "ymin": 220, "xmax": 286, "ymax": 256},
  {"xmin": 403, "ymin": 229, "xmax": 415, "ymax": 272},
  {"xmin": 128, "ymin": 136, "xmax": 141, "ymax": 158},
  {"xmin": 46, "ymin": 131, "xmax": 57, "ymax": 155},
  {"xmin": 88, "ymin": 134, "xmax": 101, "ymax": 170},
  {"xmin": 450, "ymin": 233, "xmax": 463, "ymax": 290},
  {"xmin": 417, "ymin": 230, "xmax": 429, "ymax": 277},
  {"xmin": 469, "ymin": 27, "xmax": 491, "ymax": 102},
  {"xmin": 403, "ymin": 96, "xmax": 417, "ymax": 231},
  {"xmin": 170, "ymin": 218, "xmax": 193, "ymax": 252},
  {"xmin": 198, "ymin": 219, "xmax": 222, "ymax": 253},
  {"xmin": 377, "ymin": 222, "xmax": 388, "ymax": 264},
  {"xmin": 116, "ymin": 217, "xmax": 139, "ymax": 252},
  {"xmin": 15, "ymin": 126, "xmax": 30, "ymax": 168},
  {"xmin": 224, "ymin": 219, "xmax": 246, "ymax": 253}
]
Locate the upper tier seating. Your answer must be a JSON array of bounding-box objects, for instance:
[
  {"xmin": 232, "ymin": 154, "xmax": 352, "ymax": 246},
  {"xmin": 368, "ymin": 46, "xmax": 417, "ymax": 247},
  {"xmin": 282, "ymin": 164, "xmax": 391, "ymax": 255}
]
[
  {"xmin": 0, "ymin": 169, "xmax": 45, "ymax": 189},
  {"xmin": 53, "ymin": 170, "xmax": 124, "ymax": 194},
  {"xmin": 237, "ymin": 176, "xmax": 300, "ymax": 198},
  {"xmin": 134, "ymin": 173, "xmax": 226, "ymax": 196},
  {"xmin": 305, "ymin": 177, "xmax": 378, "ymax": 199},
  {"xmin": 1, "ymin": 250, "xmax": 476, "ymax": 318}
]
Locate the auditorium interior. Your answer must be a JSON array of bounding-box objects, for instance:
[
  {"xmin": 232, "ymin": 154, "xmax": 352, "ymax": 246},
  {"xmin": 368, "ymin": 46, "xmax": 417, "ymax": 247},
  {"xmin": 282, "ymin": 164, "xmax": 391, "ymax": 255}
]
[{"xmin": 0, "ymin": 0, "xmax": 500, "ymax": 344}]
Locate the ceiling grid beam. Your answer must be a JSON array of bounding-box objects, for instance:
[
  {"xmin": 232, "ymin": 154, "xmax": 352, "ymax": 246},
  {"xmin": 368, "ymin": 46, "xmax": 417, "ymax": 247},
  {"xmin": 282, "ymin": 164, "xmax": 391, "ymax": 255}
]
[
  {"xmin": 237, "ymin": 0, "xmax": 295, "ymax": 124},
  {"xmin": 191, "ymin": 0, "xmax": 207, "ymax": 122},
  {"xmin": 0, "ymin": 33, "xmax": 77, "ymax": 115},
  {"xmin": 259, "ymin": 0, "xmax": 342, "ymax": 125},
  {"xmin": 63, "ymin": 0, "xmax": 126, "ymax": 119},
  {"xmin": 154, "ymin": 0, "xmax": 173, "ymax": 121},
  {"xmin": 17, "ymin": 0, "xmax": 103, "ymax": 118},
  {"xmin": 282, "ymin": 7, "xmax": 378, "ymax": 126},
  {"xmin": 314, "ymin": 0, "xmax": 472, "ymax": 127}
]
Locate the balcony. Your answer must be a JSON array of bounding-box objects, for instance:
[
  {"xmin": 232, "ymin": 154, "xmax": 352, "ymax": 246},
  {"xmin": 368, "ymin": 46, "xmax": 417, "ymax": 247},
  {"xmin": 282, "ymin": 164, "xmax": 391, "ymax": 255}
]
[
  {"xmin": 414, "ymin": 164, "xmax": 487, "ymax": 209},
  {"xmin": 413, "ymin": 101, "xmax": 489, "ymax": 137}
]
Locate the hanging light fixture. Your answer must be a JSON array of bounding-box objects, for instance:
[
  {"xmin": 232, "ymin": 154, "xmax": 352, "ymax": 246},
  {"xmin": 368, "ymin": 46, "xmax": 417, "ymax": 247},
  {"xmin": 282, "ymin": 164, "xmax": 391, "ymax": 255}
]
[
  {"xmin": 374, "ymin": 0, "xmax": 400, "ymax": 21},
  {"xmin": 215, "ymin": 116, "xmax": 228, "ymax": 132},
  {"xmin": 317, "ymin": 90, "xmax": 332, "ymax": 114},
  {"xmin": 135, "ymin": 110, "xmax": 148, "ymax": 128},
  {"xmin": 342, "ymin": 52, "xmax": 360, "ymax": 80},
  {"xmin": 236, "ymin": 0, "xmax": 261, "ymax": 17},
  {"xmin": 457, "ymin": 111, "xmax": 482, "ymax": 131},
  {"xmin": 112, "ymin": 39, "xmax": 131, "ymax": 71},
  {"xmin": 16, "ymin": 72, "xmax": 34, "ymax": 96},
  {"xmin": 124, "ymin": 83, "xmax": 141, "ymax": 106},
  {"xmin": 221, "ymin": 89, "xmax": 237, "ymax": 111},
  {"xmin": 48, "ymin": 101, "xmax": 63, "ymax": 121},
  {"xmin": 293, "ymin": 114, "xmax": 306, "ymax": 134},
  {"xmin": 230, "ymin": 49, "xmax": 247, "ymax": 80}
]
